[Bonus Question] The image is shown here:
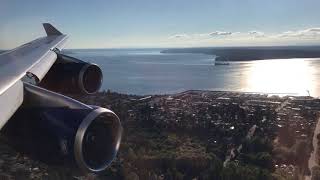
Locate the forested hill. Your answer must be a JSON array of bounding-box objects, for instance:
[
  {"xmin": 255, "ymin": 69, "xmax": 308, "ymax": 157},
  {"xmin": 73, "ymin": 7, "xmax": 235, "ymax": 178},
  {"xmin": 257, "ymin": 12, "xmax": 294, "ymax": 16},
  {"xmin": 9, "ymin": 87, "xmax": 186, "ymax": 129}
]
[{"xmin": 161, "ymin": 46, "xmax": 320, "ymax": 61}]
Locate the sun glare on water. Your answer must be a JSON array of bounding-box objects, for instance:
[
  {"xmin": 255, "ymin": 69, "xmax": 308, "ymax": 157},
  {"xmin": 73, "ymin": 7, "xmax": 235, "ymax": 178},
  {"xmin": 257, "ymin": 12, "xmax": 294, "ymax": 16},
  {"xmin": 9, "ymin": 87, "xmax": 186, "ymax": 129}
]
[{"xmin": 244, "ymin": 59, "xmax": 317, "ymax": 96}]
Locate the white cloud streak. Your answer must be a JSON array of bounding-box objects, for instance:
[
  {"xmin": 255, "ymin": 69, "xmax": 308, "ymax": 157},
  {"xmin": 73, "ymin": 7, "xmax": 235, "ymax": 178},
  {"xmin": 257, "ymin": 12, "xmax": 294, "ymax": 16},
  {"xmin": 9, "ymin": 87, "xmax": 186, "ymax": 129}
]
[
  {"xmin": 169, "ymin": 34, "xmax": 189, "ymax": 39},
  {"xmin": 164, "ymin": 27, "xmax": 320, "ymax": 47},
  {"xmin": 208, "ymin": 31, "xmax": 233, "ymax": 36},
  {"xmin": 248, "ymin": 31, "xmax": 265, "ymax": 37},
  {"xmin": 277, "ymin": 28, "xmax": 320, "ymax": 38},
  {"xmin": 170, "ymin": 27, "xmax": 320, "ymax": 41}
]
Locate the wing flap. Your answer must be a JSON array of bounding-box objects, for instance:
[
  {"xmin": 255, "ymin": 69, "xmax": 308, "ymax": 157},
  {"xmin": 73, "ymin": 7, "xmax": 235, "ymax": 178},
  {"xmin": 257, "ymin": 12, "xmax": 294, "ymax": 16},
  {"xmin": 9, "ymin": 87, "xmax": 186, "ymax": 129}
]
[{"xmin": 27, "ymin": 50, "xmax": 58, "ymax": 81}]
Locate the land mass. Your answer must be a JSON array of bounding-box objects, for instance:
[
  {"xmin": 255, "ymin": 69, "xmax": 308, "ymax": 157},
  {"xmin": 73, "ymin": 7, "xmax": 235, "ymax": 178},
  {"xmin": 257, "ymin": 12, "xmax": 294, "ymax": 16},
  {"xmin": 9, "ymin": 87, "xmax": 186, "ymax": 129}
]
[
  {"xmin": 161, "ymin": 46, "xmax": 320, "ymax": 61},
  {"xmin": 0, "ymin": 90, "xmax": 319, "ymax": 179}
]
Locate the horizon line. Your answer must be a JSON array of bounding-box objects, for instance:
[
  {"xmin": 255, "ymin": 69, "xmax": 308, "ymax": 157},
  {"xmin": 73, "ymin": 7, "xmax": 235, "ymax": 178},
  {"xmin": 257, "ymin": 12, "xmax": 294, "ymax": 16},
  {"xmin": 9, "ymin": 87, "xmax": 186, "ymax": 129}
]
[{"xmin": 2, "ymin": 44, "xmax": 320, "ymax": 51}]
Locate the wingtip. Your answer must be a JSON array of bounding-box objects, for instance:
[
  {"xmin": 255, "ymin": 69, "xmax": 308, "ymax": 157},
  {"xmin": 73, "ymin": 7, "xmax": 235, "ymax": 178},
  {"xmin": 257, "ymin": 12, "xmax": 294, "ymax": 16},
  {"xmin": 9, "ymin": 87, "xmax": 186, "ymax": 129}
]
[{"xmin": 43, "ymin": 23, "xmax": 63, "ymax": 36}]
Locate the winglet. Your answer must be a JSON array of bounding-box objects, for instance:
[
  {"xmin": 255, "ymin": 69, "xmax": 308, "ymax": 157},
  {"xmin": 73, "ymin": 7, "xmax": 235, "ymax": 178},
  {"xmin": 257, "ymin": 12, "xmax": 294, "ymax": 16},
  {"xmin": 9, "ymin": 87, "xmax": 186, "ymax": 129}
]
[{"xmin": 43, "ymin": 23, "xmax": 63, "ymax": 36}]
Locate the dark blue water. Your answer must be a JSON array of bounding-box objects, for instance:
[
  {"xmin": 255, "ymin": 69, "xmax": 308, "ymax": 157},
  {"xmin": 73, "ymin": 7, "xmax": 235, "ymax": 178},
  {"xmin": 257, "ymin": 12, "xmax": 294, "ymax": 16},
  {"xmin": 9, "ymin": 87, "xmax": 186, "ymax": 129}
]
[{"xmin": 65, "ymin": 49, "xmax": 320, "ymax": 97}]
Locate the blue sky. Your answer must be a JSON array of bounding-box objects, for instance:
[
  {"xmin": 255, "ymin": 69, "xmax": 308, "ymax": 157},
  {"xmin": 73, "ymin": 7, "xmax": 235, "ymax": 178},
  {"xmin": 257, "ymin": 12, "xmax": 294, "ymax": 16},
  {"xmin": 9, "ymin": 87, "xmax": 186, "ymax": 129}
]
[{"xmin": 1, "ymin": 0, "xmax": 320, "ymax": 49}]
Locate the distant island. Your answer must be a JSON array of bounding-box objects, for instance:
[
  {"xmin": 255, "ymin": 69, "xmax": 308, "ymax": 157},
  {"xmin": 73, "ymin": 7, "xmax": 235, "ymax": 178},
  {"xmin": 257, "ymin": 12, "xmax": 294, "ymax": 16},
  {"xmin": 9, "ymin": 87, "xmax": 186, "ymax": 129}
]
[{"xmin": 161, "ymin": 46, "xmax": 320, "ymax": 61}]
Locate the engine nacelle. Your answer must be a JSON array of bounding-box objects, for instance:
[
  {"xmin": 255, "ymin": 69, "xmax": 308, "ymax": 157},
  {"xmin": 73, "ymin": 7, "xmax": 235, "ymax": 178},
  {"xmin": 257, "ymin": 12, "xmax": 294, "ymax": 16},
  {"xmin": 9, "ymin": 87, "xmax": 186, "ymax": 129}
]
[
  {"xmin": 39, "ymin": 53, "xmax": 103, "ymax": 94},
  {"xmin": 2, "ymin": 83, "xmax": 122, "ymax": 173}
]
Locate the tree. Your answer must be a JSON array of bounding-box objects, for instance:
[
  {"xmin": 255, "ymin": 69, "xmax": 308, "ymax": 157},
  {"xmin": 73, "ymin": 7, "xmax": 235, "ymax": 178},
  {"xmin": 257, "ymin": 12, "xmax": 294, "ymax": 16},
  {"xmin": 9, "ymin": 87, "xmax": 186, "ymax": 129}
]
[
  {"xmin": 255, "ymin": 152, "xmax": 274, "ymax": 170},
  {"xmin": 278, "ymin": 126, "xmax": 295, "ymax": 147},
  {"xmin": 201, "ymin": 154, "xmax": 223, "ymax": 180},
  {"xmin": 127, "ymin": 148, "xmax": 137, "ymax": 161},
  {"xmin": 221, "ymin": 162, "xmax": 238, "ymax": 180},
  {"xmin": 221, "ymin": 163, "xmax": 272, "ymax": 180},
  {"xmin": 242, "ymin": 136, "xmax": 273, "ymax": 154},
  {"xmin": 294, "ymin": 140, "xmax": 308, "ymax": 165},
  {"xmin": 125, "ymin": 172, "xmax": 139, "ymax": 180},
  {"xmin": 312, "ymin": 166, "xmax": 320, "ymax": 180}
]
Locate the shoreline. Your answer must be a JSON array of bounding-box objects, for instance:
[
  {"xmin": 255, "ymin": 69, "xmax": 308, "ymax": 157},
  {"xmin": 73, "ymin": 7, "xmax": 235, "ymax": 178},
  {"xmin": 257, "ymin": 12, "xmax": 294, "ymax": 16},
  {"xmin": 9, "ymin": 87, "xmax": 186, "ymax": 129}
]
[
  {"xmin": 161, "ymin": 46, "xmax": 320, "ymax": 61},
  {"xmin": 101, "ymin": 89, "xmax": 310, "ymax": 99}
]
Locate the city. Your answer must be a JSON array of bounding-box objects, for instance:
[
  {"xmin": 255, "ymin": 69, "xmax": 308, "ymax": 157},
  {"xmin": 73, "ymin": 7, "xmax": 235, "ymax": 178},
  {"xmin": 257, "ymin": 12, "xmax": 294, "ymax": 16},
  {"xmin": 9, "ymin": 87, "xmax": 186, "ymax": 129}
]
[
  {"xmin": 76, "ymin": 90, "xmax": 320, "ymax": 179},
  {"xmin": 0, "ymin": 90, "xmax": 318, "ymax": 179}
]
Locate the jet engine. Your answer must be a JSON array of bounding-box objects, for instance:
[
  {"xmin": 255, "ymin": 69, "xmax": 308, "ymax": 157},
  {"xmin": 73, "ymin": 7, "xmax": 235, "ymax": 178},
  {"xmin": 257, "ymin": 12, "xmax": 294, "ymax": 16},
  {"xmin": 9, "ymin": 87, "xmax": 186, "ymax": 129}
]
[
  {"xmin": 2, "ymin": 83, "xmax": 122, "ymax": 173},
  {"xmin": 39, "ymin": 53, "xmax": 103, "ymax": 94}
]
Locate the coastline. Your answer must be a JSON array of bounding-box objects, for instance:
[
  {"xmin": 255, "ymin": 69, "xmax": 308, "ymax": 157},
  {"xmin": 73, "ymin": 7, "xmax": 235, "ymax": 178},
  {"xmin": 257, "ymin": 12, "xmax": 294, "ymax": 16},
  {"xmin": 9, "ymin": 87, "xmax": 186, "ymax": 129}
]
[{"xmin": 161, "ymin": 46, "xmax": 320, "ymax": 61}]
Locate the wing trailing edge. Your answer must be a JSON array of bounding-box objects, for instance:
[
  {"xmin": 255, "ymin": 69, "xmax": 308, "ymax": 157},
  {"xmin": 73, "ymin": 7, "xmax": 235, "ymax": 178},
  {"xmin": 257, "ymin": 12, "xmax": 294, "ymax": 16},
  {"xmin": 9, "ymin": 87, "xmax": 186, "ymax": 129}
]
[{"xmin": 43, "ymin": 23, "xmax": 63, "ymax": 36}]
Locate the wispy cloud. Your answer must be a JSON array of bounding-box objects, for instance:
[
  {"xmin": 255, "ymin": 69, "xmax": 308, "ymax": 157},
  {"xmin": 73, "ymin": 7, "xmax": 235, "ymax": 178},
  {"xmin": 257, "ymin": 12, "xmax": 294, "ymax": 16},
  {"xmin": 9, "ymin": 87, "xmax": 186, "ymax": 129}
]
[
  {"xmin": 208, "ymin": 31, "xmax": 233, "ymax": 36},
  {"xmin": 277, "ymin": 28, "xmax": 320, "ymax": 38},
  {"xmin": 170, "ymin": 31, "xmax": 234, "ymax": 41},
  {"xmin": 165, "ymin": 27, "xmax": 320, "ymax": 47},
  {"xmin": 169, "ymin": 34, "xmax": 189, "ymax": 39},
  {"xmin": 248, "ymin": 31, "xmax": 265, "ymax": 37}
]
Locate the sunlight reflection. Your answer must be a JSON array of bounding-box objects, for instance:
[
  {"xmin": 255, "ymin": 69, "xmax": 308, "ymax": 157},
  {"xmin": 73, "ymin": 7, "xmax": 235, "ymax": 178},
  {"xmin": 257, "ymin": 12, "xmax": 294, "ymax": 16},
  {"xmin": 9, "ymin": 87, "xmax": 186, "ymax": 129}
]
[{"xmin": 244, "ymin": 59, "xmax": 316, "ymax": 96}]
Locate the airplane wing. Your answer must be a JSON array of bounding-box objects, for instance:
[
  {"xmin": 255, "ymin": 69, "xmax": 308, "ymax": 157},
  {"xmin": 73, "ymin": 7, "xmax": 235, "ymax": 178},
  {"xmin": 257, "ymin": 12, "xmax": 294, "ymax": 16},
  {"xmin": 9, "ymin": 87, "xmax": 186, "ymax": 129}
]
[
  {"xmin": 0, "ymin": 23, "xmax": 68, "ymax": 129},
  {"xmin": 0, "ymin": 23, "xmax": 122, "ymax": 173}
]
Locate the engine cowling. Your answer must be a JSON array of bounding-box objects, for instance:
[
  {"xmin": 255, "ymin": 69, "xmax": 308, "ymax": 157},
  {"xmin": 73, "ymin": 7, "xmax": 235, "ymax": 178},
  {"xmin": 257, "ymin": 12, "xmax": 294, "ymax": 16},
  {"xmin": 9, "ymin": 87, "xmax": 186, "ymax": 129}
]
[
  {"xmin": 2, "ymin": 83, "xmax": 122, "ymax": 173},
  {"xmin": 39, "ymin": 53, "xmax": 103, "ymax": 94}
]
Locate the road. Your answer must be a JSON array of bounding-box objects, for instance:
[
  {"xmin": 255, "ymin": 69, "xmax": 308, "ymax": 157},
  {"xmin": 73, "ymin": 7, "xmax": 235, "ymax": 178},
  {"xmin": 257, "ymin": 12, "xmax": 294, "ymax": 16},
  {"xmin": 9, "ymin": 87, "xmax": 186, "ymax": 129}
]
[
  {"xmin": 223, "ymin": 125, "xmax": 257, "ymax": 167},
  {"xmin": 306, "ymin": 116, "xmax": 320, "ymax": 180}
]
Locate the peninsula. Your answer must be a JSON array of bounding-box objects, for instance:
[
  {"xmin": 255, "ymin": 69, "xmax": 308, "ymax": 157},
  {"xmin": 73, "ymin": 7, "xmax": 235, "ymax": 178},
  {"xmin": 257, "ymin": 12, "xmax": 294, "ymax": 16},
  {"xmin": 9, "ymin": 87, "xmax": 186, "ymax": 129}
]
[{"xmin": 161, "ymin": 46, "xmax": 320, "ymax": 61}]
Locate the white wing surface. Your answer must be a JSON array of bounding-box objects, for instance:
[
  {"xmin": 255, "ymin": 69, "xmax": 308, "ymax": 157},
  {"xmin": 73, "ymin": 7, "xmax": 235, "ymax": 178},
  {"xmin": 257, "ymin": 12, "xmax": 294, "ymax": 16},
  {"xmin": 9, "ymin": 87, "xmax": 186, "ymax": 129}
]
[{"xmin": 0, "ymin": 23, "xmax": 68, "ymax": 129}]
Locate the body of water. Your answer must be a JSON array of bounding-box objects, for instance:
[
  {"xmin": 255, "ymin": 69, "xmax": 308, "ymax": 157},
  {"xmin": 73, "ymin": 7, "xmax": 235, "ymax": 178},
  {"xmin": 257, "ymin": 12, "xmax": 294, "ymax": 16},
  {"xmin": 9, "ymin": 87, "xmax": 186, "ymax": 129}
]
[{"xmin": 65, "ymin": 49, "xmax": 320, "ymax": 97}]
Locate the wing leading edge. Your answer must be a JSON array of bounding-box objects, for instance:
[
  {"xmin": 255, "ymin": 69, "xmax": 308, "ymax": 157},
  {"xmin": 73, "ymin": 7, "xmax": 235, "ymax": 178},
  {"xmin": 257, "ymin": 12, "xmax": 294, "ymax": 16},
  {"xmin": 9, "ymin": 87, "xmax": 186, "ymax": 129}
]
[
  {"xmin": 0, "ymin": 23, "xmax": 68, "ymax": 129},
  {"xmin": 0, "ymin": 24, "xmax": 68, "ymax": 95}
]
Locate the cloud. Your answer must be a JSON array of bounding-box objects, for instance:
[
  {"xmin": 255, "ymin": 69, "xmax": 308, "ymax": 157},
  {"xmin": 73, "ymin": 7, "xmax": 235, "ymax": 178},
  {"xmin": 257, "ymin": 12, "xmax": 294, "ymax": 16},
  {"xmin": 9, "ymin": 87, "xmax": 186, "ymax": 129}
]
[
  {"xmin": 277, "ymin": 31, "xmax": 297, "ymax": 38},
  {"xmin": 277, "ymin": 28, "xmax": 320, "ymax": 38},
  {"xmin": 192, "ymin": 31, "xmax": 234, "ymax": 39},
  {"xmin": 208, "ymin": 31, "xmax": 233, "ymax": 36},
  {"xmin": 171, "ymin": 31, "xmax": 234, "ymax": 40},
  {"xmin": 248, "ymin": 31, "xmax": 265, "ymax": 37},
  {"xmin": 169, "ymin": 34, "xmax": 189, "ymax": 39},
  {"xmin": 166, "ymin": 27, "xmax": 320, "ymax": 47},
  {"xmin": 307, "ymin": 28, "xmax": 320, "ymax": 32}
]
